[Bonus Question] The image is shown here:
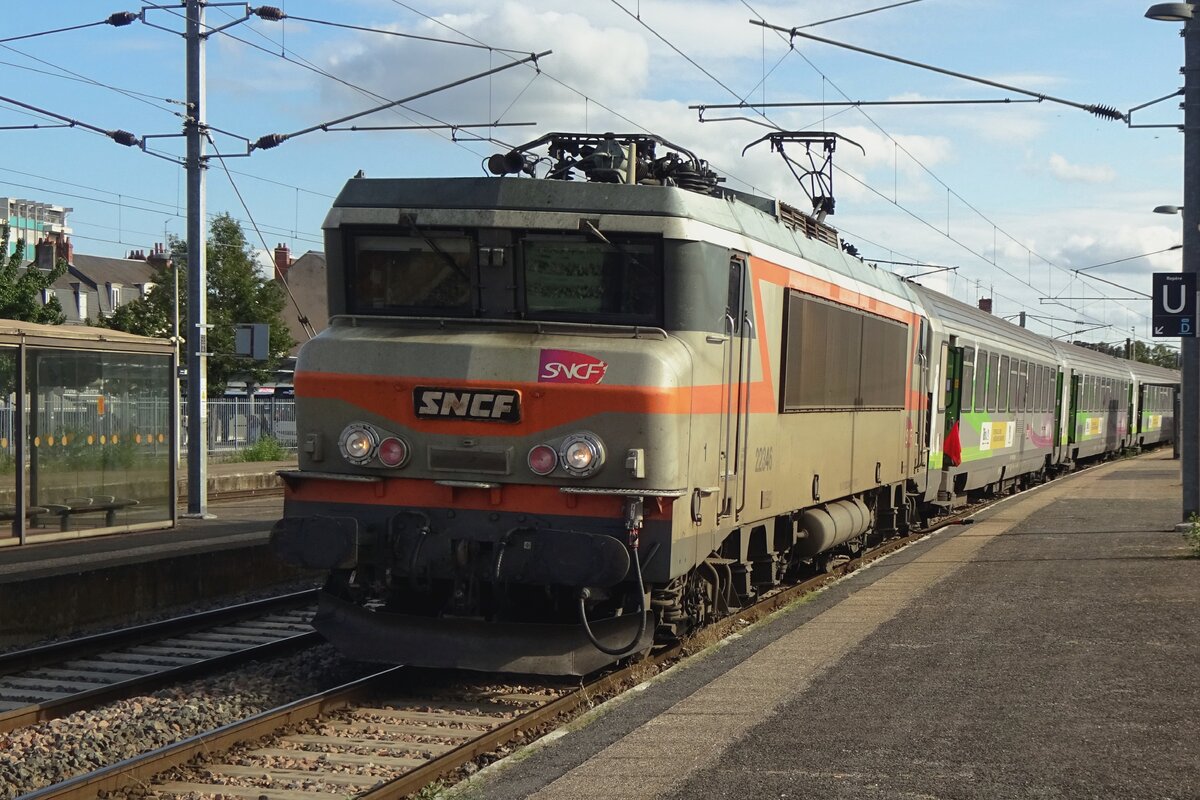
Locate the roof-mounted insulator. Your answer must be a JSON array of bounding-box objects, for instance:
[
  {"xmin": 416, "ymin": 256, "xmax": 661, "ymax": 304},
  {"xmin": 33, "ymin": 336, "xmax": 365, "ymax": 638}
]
[
  {"xmin": 108, "ymin": 129, "xmax": 139, "ymax": 147},
  {"xmin": 107, "ymin": 12, "xmax": 138, "ymax": 26},
  {"xmin": 253, "ymin": 6, "xmax": 286, "ymax": 21},
  {"xmin": 1087, "ymin": 104, "xmax": 1124, "ymax": 121},
  {"xmin": 253, "ymin": 133, "xmax": 287, "ymax": 150}
]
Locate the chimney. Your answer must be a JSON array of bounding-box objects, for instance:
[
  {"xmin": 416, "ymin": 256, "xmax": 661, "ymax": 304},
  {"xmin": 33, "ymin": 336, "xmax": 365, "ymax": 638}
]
[
  {"xmin": 274, "ymin": 243, "xmax": 293, "ymax": 279},
  {"xmin": 978, "ymin": 297, "xmax": 993, "ymax": 314},
  {"xmin": 35, "ymin": 237, "xmax": 56, "ymax": 271}
]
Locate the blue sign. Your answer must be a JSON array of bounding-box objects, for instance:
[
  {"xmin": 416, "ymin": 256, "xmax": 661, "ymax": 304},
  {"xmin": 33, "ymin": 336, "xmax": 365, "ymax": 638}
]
[{"xmin": 1152, "ymin": 272, "xmax": 1197, "ymax": 337}]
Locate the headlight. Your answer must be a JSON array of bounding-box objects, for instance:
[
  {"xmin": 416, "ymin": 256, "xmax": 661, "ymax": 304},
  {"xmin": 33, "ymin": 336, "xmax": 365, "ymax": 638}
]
[
  {"xmin": 338, "ymin": 423, "xmax": 378, "ymax": 465},
  {"xmin": 559, "ymin": 432, "xmax": 605, "ymax": 477}
]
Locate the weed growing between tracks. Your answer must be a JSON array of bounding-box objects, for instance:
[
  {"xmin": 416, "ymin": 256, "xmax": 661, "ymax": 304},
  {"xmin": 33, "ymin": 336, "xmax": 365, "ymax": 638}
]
[{"xmin": 1184, "ymin": 513, "xmax": 1200, "ymax": 557}]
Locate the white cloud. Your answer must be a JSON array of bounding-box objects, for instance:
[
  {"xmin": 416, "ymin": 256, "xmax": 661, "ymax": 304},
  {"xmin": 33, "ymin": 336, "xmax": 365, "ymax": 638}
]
[{"xmin": 1046, "ymin": 153, "xmax": 1115, "ymax": 184}]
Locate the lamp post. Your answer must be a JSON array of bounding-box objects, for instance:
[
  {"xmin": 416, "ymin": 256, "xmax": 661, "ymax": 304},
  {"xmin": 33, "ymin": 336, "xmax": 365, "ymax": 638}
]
[{"xmin": 1147, "ymin": 3, "xmax": 1199, "ymax": 521}]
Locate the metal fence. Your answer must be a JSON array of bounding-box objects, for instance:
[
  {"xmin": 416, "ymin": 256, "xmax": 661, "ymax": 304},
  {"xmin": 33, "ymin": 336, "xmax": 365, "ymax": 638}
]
[
  {"xmin": 190, "ymin": 397, "xmax": 297, "ymax": 454},
  {"xmin": 1, "ymin": 396, "xmax": 298, "ymax": 460}
]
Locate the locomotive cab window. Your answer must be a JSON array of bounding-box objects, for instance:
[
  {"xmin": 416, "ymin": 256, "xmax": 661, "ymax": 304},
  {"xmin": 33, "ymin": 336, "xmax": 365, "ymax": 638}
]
[
  {"xmin": 520, "ymin": 234, "xmax": 662, "ymax": 325},
  {"xmin": 349, "ymin": 233, "xmax": 474, "ymax": 315}
]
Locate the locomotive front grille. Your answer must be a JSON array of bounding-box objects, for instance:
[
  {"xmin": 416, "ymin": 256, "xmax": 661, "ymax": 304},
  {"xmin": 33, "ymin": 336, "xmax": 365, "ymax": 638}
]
[{"xmin": 428, "ymin": 446, "xmax": 512, "ymax": 474}]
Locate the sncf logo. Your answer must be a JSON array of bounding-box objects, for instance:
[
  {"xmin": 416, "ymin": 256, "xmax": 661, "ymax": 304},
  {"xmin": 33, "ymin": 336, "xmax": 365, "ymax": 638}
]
[
  {"xmin": 413, "ymin": 387, "xmax": 521, "ymax": 423},
  {"xmin": 539, "ymin": 349, "xmax": 608, "ymax": 384}
]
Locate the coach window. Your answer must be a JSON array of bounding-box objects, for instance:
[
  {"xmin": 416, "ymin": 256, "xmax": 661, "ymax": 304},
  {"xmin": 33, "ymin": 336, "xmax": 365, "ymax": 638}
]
[
  {"xmin": 350, "ymin": 233, "xmax": 473, "ymax": 315},
  {"xmin": 961, "ymin": 348, "xmax": 975, "ymax": 414},
  {"xmin": 975, "ymin": 349, "xmax": 988, "ymax": 412},
  {"xmin": 1017, "ymin": 360, "xmax": 1028, "ymax": 412},
  {"xmin": 522, "ymin": 234, "xmax": 662, "ymax": 325},
  {"xmin": 986, "ymin": 352, "xmax": 999, "ymax": 412},
  {"xmin": 1007, "ymin": 358, "xmax": 1018, "ymax": 412},
  {"xmin": 997, "ymin": 355, "xmax": 1010, "ymax": 413},
  {"xmin": 1032, "ymin": 362, "xmax": 1041, "ymax": 412}
]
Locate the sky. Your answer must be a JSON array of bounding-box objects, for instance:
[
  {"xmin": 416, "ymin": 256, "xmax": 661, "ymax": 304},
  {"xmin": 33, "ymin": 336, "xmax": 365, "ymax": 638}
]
[{"xmin": 0, "ymin": 0, "xmax": 1190, "ymax": 350}]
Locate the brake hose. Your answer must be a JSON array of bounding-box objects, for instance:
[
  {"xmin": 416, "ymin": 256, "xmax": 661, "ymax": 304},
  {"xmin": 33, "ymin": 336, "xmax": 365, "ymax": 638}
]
[{"xmin": 578, "ymin": 525, "xmax": 648, "ymax": 657}]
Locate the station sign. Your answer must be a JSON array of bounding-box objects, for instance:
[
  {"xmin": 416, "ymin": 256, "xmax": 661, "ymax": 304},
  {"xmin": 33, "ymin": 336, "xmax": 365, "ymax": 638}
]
[{"xmin": 1152, "ymin": 272, "xmax": 1197, "ymax": 337}]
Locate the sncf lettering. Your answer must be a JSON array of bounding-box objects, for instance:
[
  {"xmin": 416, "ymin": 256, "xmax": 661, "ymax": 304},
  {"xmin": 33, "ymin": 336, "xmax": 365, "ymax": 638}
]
[
  {"xmin": 541, "ymin": 362, "xmax": 606, "ymax": 381},
  {"xmin": 537, "ymin": 349, "xmax": 608, "ymax": 384},
  {"xmin": 413, "ymin": 386, "xmax": 521, "ymax": 423}
]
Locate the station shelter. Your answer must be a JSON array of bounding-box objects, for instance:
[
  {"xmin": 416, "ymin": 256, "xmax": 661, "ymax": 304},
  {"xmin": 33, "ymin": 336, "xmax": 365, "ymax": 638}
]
[{"xmin": 0, "ymin": 320, "xmax": 177, "ymax": 544}]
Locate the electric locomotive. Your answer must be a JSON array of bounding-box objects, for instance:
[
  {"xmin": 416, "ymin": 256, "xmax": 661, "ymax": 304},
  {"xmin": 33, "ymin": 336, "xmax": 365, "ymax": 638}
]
[{"xmin": 272, "ymin": 132, "xmax": 1176, "ymax": 675}]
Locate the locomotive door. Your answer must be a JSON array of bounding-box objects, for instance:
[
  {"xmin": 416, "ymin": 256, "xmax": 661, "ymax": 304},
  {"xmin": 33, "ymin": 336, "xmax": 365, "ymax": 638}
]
[{"xmin": 718, "ymin": 254, "xmax": 751, "ymax": 522}]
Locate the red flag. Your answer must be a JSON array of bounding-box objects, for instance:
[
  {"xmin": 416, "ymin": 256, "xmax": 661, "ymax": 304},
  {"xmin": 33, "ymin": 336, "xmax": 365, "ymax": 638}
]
[{"xmin": 944, "ymin": 420, "xmax": 963, "ymax": 467}]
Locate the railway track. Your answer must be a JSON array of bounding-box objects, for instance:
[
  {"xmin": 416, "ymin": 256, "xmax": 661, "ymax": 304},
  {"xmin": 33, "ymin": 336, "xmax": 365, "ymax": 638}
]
[
  {"xmin": 14, "ymin": 514, "xmax": 949, "ymax": 800},
  {"xmin": 0, "ymin": 590, "xmax": 319, "ymax": 734},
  {"xmin": 9, "ymin": 466, "xmax": 1091, "ymax": 800}
]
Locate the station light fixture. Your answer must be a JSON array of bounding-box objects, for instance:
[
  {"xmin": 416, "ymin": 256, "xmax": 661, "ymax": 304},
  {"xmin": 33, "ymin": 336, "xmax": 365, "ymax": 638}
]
[{"xmin": 1145, "ymin": 3, "xmax": 1194, "ymax": 21}]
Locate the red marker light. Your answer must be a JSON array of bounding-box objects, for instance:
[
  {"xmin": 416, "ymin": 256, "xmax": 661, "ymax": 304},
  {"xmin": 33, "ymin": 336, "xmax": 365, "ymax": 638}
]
[
  {"xmin": 378, "ymin": 437, "xmax": 409, "ymax": 467},
  {"xmin": 528, "ymin": 444, "xmax": 558, "ymax": 475}
]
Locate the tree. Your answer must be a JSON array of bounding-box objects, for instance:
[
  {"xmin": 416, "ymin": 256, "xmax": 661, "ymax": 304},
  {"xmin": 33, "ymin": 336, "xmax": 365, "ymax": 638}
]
[
  {"xmin": 1131, "ymin": 340, "xmax": 1181, "ymax": 369},
  {"xmin": 101, "ymin": 214, "xmax": 295, "ymax": 395},
  {"xmin": 0, "ymin": 224, "xmax": 66, "ymax": 324}
]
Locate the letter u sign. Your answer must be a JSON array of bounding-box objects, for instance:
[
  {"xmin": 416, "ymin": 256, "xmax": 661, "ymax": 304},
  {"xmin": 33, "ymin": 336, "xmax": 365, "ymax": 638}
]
[{"xmin": 1162, "ymin": 284, "xmax": 1187, "ymax": 314}]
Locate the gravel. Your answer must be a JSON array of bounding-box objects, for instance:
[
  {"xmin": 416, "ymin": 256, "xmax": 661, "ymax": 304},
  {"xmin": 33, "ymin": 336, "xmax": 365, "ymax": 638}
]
[{"xmin": 0, "ymin": 644, "xmax": 369, "ymax": 800}]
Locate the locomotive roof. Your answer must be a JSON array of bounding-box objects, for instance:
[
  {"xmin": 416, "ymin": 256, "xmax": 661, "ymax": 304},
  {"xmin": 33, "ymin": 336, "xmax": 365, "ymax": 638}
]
[{"xmin": 328, "ymin": 175, "xmax": 922, "ymax": 313}]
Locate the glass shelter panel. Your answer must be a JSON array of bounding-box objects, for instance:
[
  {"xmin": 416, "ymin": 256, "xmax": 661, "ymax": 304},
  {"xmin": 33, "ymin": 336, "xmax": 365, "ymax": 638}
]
[
  {"xmin": 0, "ymin": 347, "xmax": 16, "ymax": 536},
  {"xmin": 27, "ymin": 349, "xmax": 172, "ymax": 533}
]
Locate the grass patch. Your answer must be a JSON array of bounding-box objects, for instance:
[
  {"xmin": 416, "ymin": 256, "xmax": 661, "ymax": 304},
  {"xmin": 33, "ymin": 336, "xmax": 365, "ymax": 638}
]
[{"xmin": 227, "ymin": 435, "xmax": 287, "ymax": 462}]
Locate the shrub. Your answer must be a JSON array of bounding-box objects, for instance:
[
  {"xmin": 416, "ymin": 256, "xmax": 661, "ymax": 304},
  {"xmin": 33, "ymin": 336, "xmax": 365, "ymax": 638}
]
[{"xmin": 233, "ymin": 435, "xmax": 286, "ymax": 463}]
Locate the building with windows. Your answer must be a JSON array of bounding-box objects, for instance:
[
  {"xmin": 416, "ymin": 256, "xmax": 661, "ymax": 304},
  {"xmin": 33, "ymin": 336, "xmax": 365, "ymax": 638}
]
[
  {"xmin": 29, "ymin": 232, "xmax": 156, "ymax": 325},
  {"xmin": 1, "ymin": 198, "xmax": 72, "ymax": 261}
]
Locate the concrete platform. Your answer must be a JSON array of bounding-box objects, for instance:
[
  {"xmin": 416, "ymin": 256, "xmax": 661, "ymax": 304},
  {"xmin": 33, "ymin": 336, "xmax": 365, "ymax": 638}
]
[
  {"xmin": 0, "ymin": 463, "xmax": 314, "ymax": 649},
  {"xmin": 454, "ymin": 451, "xmax": 1199, "ymax": 800}
]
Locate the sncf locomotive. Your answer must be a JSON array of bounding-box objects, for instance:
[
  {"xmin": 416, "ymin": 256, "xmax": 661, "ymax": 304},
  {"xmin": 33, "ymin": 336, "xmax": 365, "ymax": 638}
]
[{"xmin": 272, "ymin": 132, "xmax": 1178, "ymax": 676}]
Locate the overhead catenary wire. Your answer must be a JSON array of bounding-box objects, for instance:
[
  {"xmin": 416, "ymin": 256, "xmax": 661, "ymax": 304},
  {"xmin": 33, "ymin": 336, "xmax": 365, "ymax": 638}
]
[
  {"xmin": 0, "ymin": 13, "xmax": 138, "ymax": 45},
  {"xmin": 189, "ymin": 4, "xmax": 518, "ymax": 159},
  {"xmin": 279, "ymin": 14, "xmax": 533, "ymax": 56},
  {"xmin": 752, "ymin": 19, "xmax": 1125, "ymax": 121},
  {"xmin": 740, "ymin": 1, "xmax": 1145, "ymax": 329},
  {"xmin": 207, "ymin": 134, "xmax": 318, "ymax": 341},
  {"xmin": 250, "ymin": 50, "xmax": 550, "ymax": 150}
]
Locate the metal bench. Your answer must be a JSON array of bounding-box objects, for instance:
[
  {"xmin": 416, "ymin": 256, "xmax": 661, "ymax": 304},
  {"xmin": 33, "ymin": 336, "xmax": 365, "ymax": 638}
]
[{"xmin": 46, "ymin": 496, "xmax": 141, "ymax": 531}]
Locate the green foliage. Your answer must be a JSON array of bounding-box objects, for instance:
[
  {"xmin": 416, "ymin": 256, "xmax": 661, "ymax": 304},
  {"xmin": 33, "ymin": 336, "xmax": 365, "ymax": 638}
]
[
  {"xmin": 1131, "ymin": 341, "xmax": 1181, "ymax": 370},
  {"xmin": 100, "ymin": 214, "xmax": 296, "ymax": 395},
  {"xmin": 230, "ymin": 435, "xmax": 286, "ymax": 462},
  {"xmin": 0, "ymin": 224, "xmax": 66, "ymax": 324},
  {"xmin": 1184, "ymin": 513, "xmax": 1200, "ymax": 558}
]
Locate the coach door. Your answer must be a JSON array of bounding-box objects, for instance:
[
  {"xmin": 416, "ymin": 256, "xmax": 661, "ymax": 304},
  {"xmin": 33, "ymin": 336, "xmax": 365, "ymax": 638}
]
[
  {"xmin": 940, "ymin": 340, "xmax": 965, "ymax": 470},
  {"xmin": 718, "ymin": 254, "xmax": 752, "ymax": 522}
]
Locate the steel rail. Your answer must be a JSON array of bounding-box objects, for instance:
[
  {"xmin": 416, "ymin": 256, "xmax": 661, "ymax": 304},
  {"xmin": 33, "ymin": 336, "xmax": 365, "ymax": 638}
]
[
  {"xmin": 0, "ymin": 590, "xmax": 320, "ymax": 733},
  {"xmin": 0, "ymin": 588, "xmax": 318, "ymax": 677},
  {"xmin": 17, "ymin": 669, "xmax": 401, "ymax": 800}
]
